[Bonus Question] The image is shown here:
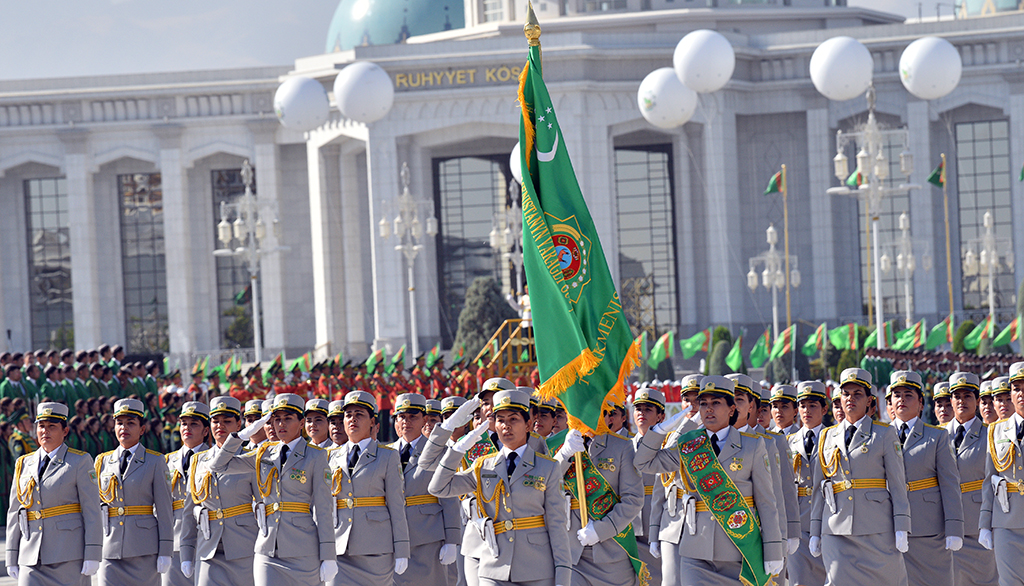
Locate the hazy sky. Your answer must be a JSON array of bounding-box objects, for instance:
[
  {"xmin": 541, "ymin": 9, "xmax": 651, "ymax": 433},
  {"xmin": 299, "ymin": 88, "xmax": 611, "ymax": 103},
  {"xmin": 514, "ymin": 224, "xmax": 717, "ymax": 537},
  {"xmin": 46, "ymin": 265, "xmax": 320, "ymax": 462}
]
[{"xmin": 0, "ymin": 0, "xmax": 944, "ymax": 81}]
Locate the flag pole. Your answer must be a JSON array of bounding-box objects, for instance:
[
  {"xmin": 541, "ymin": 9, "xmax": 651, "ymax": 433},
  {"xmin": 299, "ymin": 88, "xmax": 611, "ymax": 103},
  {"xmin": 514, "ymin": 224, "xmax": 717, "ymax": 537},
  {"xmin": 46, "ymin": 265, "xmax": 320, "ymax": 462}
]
[
  {"xmin": 941, "ymin": 153, "xmax": 954, "ymax": 319},
  {"xmin": 864, "ymin": 202, "xmax": 874, "ymax": 332}
]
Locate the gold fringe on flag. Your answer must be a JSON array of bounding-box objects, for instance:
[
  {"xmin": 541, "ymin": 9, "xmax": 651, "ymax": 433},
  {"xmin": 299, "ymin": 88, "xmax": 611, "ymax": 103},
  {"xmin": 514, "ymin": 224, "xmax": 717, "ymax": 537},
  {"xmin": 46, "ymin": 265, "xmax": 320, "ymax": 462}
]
[
  {"xmin": 518, "ymin": 62, "xmax": 535, "ymax": 175},
  {"xmin": 536, "ymin": 347, "xmax": 600, "ymax": 402}
]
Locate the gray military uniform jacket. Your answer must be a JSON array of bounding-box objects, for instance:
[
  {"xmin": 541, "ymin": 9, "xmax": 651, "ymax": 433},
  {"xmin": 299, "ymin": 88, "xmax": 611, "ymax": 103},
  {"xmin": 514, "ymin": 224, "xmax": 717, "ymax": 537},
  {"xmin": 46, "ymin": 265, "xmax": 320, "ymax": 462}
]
[
  {"xmin": 788, "ymin": 426, "xmax": 820, "ymax": 534},
  {"xmin": 6, "ymin": 444, "xmax": 103, "ymax": 566},
  {"xmin": 631, "ymin": 433, "xmax": 658, "ymax": 540},
  {"xmin": 810, "ymin": 418, "xmax": 911, "ymax": 537},
  {"xmin": 165, "ymin": 443, "xmax": 209, "ymax": 552},
  {"xmin": 218, "ymin": 434, "xmax": 336, "ymax": 561},
  {"xmin": 980, "ymin": 415, "xmax": 1024, "ymax": 530},
  {"xmin": 756, "ymin": 425, "xmax": 800, "ymax": 540},
  {"xmin": 894, "ymin": 419, "xmax": 964, "ymax": 538},
  {"xmin": 95, "ymin": 445, "xmax": 175, "ymax": 559},
  {"xmin": 429, "ymin": 445, "xmax": 572, "ymax": 586},
  {"xmin": 390, "ymin": 436, "xmax": 460, "ymax": 548},
  {"xmin": 330, "ymin": 440, "xmax": 411, "ymax": 558},
  {"xmin": 179, "ymin": 444, "xmax": 261, "ymax": 562},
  {"xmin": 634, "ymin": 427, "xmax": 784, "ymax": 563},
  {"xmin": 945, "ymin": 418, "xmax": 987, "ymax": 536}
]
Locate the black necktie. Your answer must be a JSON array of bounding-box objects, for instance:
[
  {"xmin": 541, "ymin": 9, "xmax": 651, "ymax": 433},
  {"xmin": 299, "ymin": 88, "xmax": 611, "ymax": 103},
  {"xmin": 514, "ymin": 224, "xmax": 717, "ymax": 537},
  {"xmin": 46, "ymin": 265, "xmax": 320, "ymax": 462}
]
[
  {"xmin": 899, "ymin": 423, "xmax": 909, "ymax": 445},
  {"xmin": 710, "ymin": 434, "xmax": 721, "ymax": 456},
  {"xmin": 39, "ymin": 454, "xmax": 50, "ymax": 478},
  {"xmin": 844, "ymin": 425, "xmax": 856, "ymax": 449},
  {"xmin": 400, "ymin": 443, "xmax": 412, "ymax": 471},
  {"xmin": 280, "ymin": 445, "xmax": 290, "ymax": 471},
  {"xmin": 804, "ymin": 430, "xmax": 816, "ymax": 456},
  {"xmin": 954, "ymin": 425, "xmax": 966, "ymax": 449},
  {"xmin": 348, "ymin": 446, "xmax": 360, "ymax": 474},
  {"xmin": 183, "ymin": 449, "xmax": 194, "ymax": 480},
  {"xmin": 1016, "ymin": 422, "xmax": 1024, "ymax": 442},
  {"xmin": 119, "ymin": 450, "xmax": 131, "ymax": 476},
  {"xmin": 506, "ymin": 452, "xmax": 518, "ymax": 478}
]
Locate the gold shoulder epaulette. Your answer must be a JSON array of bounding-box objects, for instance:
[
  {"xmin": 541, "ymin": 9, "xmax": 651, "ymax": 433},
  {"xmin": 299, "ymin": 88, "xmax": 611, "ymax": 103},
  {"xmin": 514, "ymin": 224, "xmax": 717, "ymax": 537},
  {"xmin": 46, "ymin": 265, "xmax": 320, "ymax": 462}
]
[
  {"xmin": 872, "ymin": 421, "xmax": 889, "ymax": 427},
  {"xmin": 925, "ymin": 423, "xmax": 944, "ymax": 430},
  {"xmin": 66, "ymin": 448, "xmax": 87, "ymax": 456},
  {"xmin": 164, "ymin": 453, "xmax": 172, "ymax": 462},
  {"xmin": 530, "ymin": 431, "xmax": 543, "ymax": 439},
  {"xmin": 146, "ymin": 448, "xmax": 162, "ymax": 456},
  {"xmin": 98, "ymin": 450, "xmax": 115, "ymax": 461},
  {"xmin": 739, "ymin": 432, "xmax": 759, "ymax": 439},
  {"xmin": 535, "ymin": 452, "xmax": 556, "ymax": 463},
  {"xmin": 786, "ymin": 430, "xmax": 800, "ymax": 440},
  {"xmin": 15, "ymin": 453, "xmax": 29, "ymax": 465},
  {"xmin": 307, "ymin": 443, "xmax": 324, "ymax": 451},
  {"xmin": 377, "ymin": 443, "xmax": 394, "ymax": 451},
  {"xmin": 764, "ymin": 430, "xmax": 782, "ymax": 437},
  {"xmin": 609, "ymin": 432, "xmax": 627, "ymax": 441}
]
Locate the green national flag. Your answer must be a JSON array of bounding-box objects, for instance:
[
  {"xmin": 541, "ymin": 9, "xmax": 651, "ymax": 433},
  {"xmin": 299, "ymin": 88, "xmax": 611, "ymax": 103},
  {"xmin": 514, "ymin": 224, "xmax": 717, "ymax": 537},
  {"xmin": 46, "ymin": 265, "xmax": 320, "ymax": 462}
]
[
  {"xmin": 926, "ymin": 314, "xmax": 954, "ymax": 350},
  {"xmin": 263, "ymin": 352, "xmax": 284, "ymax": 384},
  {"xmin": 425, "ymin": 343, "xmax": 441, "ymax": 369},
  {"xmin": 749, "ymin": 328, "xmax": 771, "ymax": 368},
  {"xmin": 964, "ymin": 315, "xmax": 994, "ymax": 350},
  {"xmin": 648, "ymin": 332, "xmax": 675, "ymax": 369},
  {"xmin": 726, "ymin": 334, "xmax": 744, "ymax": 372},
  {"xmin": 802, "ymin": 322, "xmax": 827, "ymax": 356},
  {"xmin": 927, "ymin": 161, "xmax": 945, "ymax": 187},
  {"xmin": 386, "ymin": 345, "xmax": 406, "ymax": 374},
  {"xmin": 234, "ymin": 283, "xmax": 252, "ymax": 306},
  {"xmin": 993, "ymin": 316, "xmax": 1020, "ymax": 347},
  {"xmin": 680, "ymin": 328, "xmax": 713, "ymax": 360},
  {"xmin": 846, "ymin": 169, "xmax": 864, "ymax": 188},
  {"xmin": 769, "ymin": 324, "xmax": 796, "ymax": 363},
  {"xmin": 450, "ymin": 345, "xmax": 466, "ymax": 365},
  {"xmin": 828, "ymin": 323, "xmax": 859, "ymax": 350},
  {"xmin": 865, "ymin": 320, "xmax": 895, "ymax": 348},
  {"xmin": 518, "ymin": 31, "xmax": 641, "ymax": 435},
  {"xmin": 764, "ymin": 170, "xmax": 783, "ymax": 195},
  {"xmin": 637, "ymin": 331, "xmax": 648, "ymax": 359},
  {"xmin": 892, "ymin": 320, "xmax": 926, "ymax": 351},
  {"xmin": 364, "ymin": 348, "xmax": 385, "ymax": 373}
]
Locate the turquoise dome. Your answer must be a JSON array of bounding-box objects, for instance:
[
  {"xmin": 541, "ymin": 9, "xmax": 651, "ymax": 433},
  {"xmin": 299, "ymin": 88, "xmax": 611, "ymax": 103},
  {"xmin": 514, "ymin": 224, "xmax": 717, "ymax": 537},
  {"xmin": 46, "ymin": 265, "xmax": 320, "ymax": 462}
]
[{"xmin": 325, "ymin": 0, "xmax": 465, "ymax": 53}]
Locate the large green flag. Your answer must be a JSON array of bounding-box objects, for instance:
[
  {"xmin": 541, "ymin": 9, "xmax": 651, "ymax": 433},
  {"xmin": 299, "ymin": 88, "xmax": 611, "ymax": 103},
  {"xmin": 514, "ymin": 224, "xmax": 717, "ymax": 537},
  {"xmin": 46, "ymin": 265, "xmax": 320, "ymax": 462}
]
[
  {"xmin": 726, "ymin": 334, "xmax": 744, "ymax": 372},
  {"xmin": 680, "ymin": 328, "xmax": 712, "ymax": 360},
  {"xmin": 892, "ymin": 320, "xmax": 926, "ymax": 351},
  {"xmin": 964, "ymin": 315, "xmax": 993, "ymax": 350},
  {"xmin": 993, "ymin": 316, "xmax": 1020, "ymax": 347},
  {"xmin": 648, "ymin": 332, "xmax": 675, "ymax": 369},
  {"xmin": 926, "ymin": 314, "xmax": 953, "ymax": 350},
  {"xmin": 386, "ymin": 345, "xmax": 406, "ymax": 375},
  {"xmin": 828, "ymin": 323, "xmax": 859, "ymax": 350},
  {"xmin": 749, "ymin": 328, "xmax": 771, "ymax": 368},
  {"xmin": 802, "ymin": 323, "xmax": 827, "ymax": 356},
  {"xmin": 519, "ymin": 31, "xmax": 640, "ymax": 434},
  {"xmin": 769, "ymin": 324, "xmax": 796, "ymax": 363},
  {"xmin": 864, "ymin": 320, "xmax": 895, "ymax": 348}
]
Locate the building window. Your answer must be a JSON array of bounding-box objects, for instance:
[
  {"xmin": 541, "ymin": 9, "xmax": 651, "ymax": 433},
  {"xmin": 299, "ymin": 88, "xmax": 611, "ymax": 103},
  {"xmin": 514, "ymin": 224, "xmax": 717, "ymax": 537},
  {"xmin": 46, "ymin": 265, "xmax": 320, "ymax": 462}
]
[
  {"xmin": 615, "ymin": 145, "xmax": 678, "ymax": 338},
  {"xmin": 118, "ymin": 173, "xmax": 168, "ymax": 353},
  {"xmin": 955, "ymin": 119, "xmax": 1014, "ymax": 317},
  {"xmin": 582, "ymin": 0, "xmax": 628, "ymax": 11},
  {"xmin": 25, "ymin": 178, "xmax": 73, "ymax": 349},
  {"xmin": 434, "ymin": 155, "xmax": 509, "ymax": 346},
  {"xmin": 212, "ymin": 168, "xmax": 258, "ymax": 349},
  {"xmin": 482, "ymin": 0, "xmax": 504, "ymax": 22}
]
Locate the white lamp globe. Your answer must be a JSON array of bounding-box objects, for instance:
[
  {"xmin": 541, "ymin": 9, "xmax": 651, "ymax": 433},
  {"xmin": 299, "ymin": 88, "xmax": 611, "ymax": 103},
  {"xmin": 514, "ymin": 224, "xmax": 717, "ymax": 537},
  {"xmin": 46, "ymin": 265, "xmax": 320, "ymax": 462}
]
[
  {"xmin": 637, "ymin": 68, "xmax": 698, "ymax": 129},
  {"xmin": 809, "ymin": 37, "xmax": 874, "ymax": 102},
  {"xmin": 333, "ymin": 61, "xmax": 395, "ymax": 124},
  {"xmin": 899, "ymin": 36, "xmax": 962, "ymax": 100},
  {"xmin": 510, "ymin": 142, "xmax": 523, "ymax": 184},
  {"xmin": 273, "ymin": 77, "xmax": 330, "ymax": 132},
  {"xmin": 673, "ymin": 30, "xmax": 735, "ymax": 94}
]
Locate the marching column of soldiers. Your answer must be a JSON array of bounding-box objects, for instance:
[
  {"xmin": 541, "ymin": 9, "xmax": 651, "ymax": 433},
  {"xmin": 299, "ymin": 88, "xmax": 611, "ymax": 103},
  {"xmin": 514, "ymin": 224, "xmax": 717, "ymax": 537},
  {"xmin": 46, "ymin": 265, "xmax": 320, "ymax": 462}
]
[{"xmin": 5, "ymin": 360, "xmax": 1024, "ymax": 586}]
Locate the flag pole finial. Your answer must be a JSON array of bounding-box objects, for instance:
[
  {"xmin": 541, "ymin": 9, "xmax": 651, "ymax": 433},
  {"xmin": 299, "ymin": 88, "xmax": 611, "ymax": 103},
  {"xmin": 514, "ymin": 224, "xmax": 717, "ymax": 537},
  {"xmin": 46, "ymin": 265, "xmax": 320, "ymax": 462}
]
[{"xmin": 525, "ymin": 1, "xmax": 541, "ymax": 46}]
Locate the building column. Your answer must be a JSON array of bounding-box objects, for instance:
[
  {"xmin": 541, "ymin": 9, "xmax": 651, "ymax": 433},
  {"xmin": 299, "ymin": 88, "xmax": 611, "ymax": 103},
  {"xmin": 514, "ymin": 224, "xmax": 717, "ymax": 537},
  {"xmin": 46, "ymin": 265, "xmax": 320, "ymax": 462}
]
[
  {"xmin": 59, "ymin": 129, "xmax": 104, "ymax": 349},
  {"xmin": 155, "ymin": 125, "xmax": 197, "ymax": 355},
  {"xmin": 703, "ymin": 100, "xmax": 741, "ymax": 328},
  {"xmin": 309, "ymin": 139, "xmax": 346, "ymax": 356},
  {"xmin": 1009, "ymin": 93, "xmax": 1024, "ymax": 303},
  {"xmin": 674, "ymin": 129, "xmax": 697, "ymax": 328},
  {"xmin": 906, "ymin": 100, "xmax": 937, "ymax": 319},
  {"xmin": 806, "ymin": 108, "xmax": 838, "ymax": 321},
  {"xmin": 249, "ymin": 120, "xmax": 286, "ymax": 353},
  {"xmin": 365, "ymin": 124, "xmax": 407, "ymax": 352}
]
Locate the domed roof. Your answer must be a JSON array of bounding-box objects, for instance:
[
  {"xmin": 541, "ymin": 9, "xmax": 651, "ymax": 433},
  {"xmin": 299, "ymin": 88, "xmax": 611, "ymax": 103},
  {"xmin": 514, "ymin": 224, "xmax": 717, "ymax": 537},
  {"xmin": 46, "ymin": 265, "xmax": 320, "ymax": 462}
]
[{"xmin": 325, "ymin": 0, "xmax": 465, "ymax": 54}]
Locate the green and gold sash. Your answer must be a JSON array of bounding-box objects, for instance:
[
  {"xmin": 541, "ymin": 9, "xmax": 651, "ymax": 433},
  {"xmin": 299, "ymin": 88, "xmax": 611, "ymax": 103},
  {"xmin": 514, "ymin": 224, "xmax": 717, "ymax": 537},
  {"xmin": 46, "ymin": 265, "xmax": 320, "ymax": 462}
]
[
  {"xmin": 675, "ymin": 429, "xmax": 770, "ymax": 586},
  {"xmin": 461, "ymin": 436, "xmax": 498, "ymax": 470},
  {"xmin": 547, "ymin": 430, "xmax": 650, "ymax": 586}
]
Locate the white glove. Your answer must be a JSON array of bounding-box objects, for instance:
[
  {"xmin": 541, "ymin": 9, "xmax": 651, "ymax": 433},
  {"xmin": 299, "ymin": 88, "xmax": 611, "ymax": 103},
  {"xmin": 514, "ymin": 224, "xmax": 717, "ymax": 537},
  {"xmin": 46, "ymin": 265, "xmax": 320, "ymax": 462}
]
[
  {"xmin": 808, "ymin": 536, "xmax": 821, "ymax": 558},
  {"xmin": 555, "ymin": 429, "xmax": 586, "ymax": 462},
  {"xmin": 157, "ymin": 555, "xmax": 172, "ymax": 574},
  {"xmin": 6, "ymin": 567, "xmax": 18, "ymax": 579},
  {"xmin": 764, "ymin": 560, "xmax": 784, "ymax": 576},
  {"xmin": 979, "ymin": 528, "xmax": 993, "ymax": 550},
  {"xmin": 181, "ymin": 561, "xmax": 193, "ymax": 578},
  {"xmin": 200, "ymin": 509, "xmax": 211, "ymax": 540},
  {"xmin": 238, "ymin": 413, "xmax": 271, "ymax": 441},
  {"xmin": 81, "ymin": 560, "xmax": 100, "ymax": 576},
  {"xmin": 452, "ymin": 423, "xmax": 489, "ymax": 453},
  {"xmin": 945, "ymin": 535, "xmax": 963, "ymax": 551},
  {"xmin": 441, "ymin": 398, "xmax": 480, "ymax": 431},
  {"xmin": 439, "ymin": 543, "xmax": 457, "ymax": 565},
  {"xmin": 787, "ymin": 537, "xmax": 800, "ymax": 555},
  {"xmin": 395, "ymin": 557, "xmax": 409, "ymax": 575},
  {"xmin": 256, "ymin": 502, "xmax": 267, "ymax": 536},
  {"xmin": 649, "ymin": 541, "xmax": 661, "ymax": 559},
  {"xmin": 577, "ymin": 521, "xmax": 600, "ymax": 547},
  {"xmin": 320, "ymin": 560, "xmax": 338, "ymax": 583},
  {"xmin": 993, "ymin": 475, "xmax": 1009, "ymax": 513},
  {"xmin": 651, "ymin": 408, "xmax": 691, "ymax": 435},
  {"xmin": 895, "ymin": 530, "xmax": 908, "ymax": 553}
]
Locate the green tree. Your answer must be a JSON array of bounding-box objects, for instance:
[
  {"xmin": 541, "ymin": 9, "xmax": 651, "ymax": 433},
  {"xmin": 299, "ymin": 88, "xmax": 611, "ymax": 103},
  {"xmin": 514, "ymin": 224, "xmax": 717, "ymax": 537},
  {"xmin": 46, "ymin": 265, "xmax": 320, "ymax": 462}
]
[
  {"xmin": 836, "ymin": 349, "xmax": 859, "ymax": 374},
  {"xmin": 706, "ymin": 340, "xmax": 730, "ymax": 376},
  {"xmin": 453, "ymin": 277, "xmax": 518, "ymax": 361},
  {"xmin": 1018, "ymin": 277, "xmax": 1024, "ymax": 320},
  {"xmin": 223, "ymin": 306, "xmax": 253, "ymax": 348},
  {"xmin": 953, "ymin": 320, "xmax": 975, "ymax": 353},
  {"xmin": 764, "ymin": 351, "xmax": 810, "ymax": 384},
  {"xmin": 977, "ymin": 336, "xmax": 992, "ymax": 357},
  {"xmin": 711, "ymin": 326, "xmax": 732, "ymax": 350}
]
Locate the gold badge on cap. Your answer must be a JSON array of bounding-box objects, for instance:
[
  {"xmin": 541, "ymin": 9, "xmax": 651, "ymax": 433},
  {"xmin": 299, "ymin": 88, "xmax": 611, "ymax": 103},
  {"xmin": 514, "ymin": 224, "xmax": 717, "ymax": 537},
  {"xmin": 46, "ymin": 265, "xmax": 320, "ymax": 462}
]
[
  {"xmin": 898, "ymin": 375, "xmax": 907, "ymax": 384},
  {"xmin": 500, "ymin": 397, "xmax": 511, "ymax": 406},
  {"xmin": 400, "ymin": 399, "xmax": 411, "ymax": 408},
  {"xmin": 638, "ymin": 391, "xmax": 648, "ymax": 400},
  {"xmin": 706, "ymin": 382, "xmax": 716, "ymax": 391},
  {"xmin": 41, "ymin": 408, "xmax": 52, "ymax": 416}
]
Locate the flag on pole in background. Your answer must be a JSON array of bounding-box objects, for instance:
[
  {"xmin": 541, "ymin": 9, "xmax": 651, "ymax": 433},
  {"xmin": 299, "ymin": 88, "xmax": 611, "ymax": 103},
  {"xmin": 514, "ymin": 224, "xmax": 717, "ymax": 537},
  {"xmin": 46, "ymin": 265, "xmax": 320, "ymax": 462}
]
[
  {"xmin": 386, "ymin": 345, "xmax": 406, "ymax": 374},
  {"xmin": 648, "ymin": 332, "xmax": 675, "ymax": 369},
  {"xmin": 865, "ymin": 320, "xmax": 896, "ymax": 348},
  {"xmin": 769, "ymin": 324, "xmax": 796, "ymax": 363},
  {"xmin": 749, "ymin": 328, "xmax": 771, "ymax": 368},
  {"xmin": 726, "ymin": 334, "xmax": 744, "ymax": 372},
  {"xmin": 892, "ymin": 320, "xmax": 926, "ymax": 351},
  {"xmin": 964, "ymin": 315, "xmax": 994, "ymax": 350},
  {"xmin": 680, "ymin": 328, "xmax": 713, "ymax": 360},
  {"xmin": 764, "ymin": 170, "xmax": 784, "ymax": 195},
  {"xmin": 846, "ymin": 169, "xmax": 864, "ymax": 188},
  {"xmin": 927, "ymin": 161, "xmax": 946, "ymax": 187},
  {"xmin": 993, "ymin": 316, "xmax": 1020, "ymax": 347},
  {"xmin": 828, "ymin": 323, "xmax": 859, "ymax": 350},
  {"xmin": 802, "ymin": 323, "xmax": 827, "ymax": 356}
]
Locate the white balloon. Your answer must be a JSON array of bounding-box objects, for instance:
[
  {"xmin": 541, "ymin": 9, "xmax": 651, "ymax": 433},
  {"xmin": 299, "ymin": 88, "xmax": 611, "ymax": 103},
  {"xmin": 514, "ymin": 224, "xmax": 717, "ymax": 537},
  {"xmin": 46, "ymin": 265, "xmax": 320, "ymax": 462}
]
[
  {"xmin": 510, "ymin": 143, "xmax": 523, "ymax": 184},
  {"xmin": 637, "ymin": 68, "xmax": 698, "ymax": 129},
  {"xmin": 810, "ymin": 37, "xmax": 873, "ymax": 102},
  {"xmin": 273, "ymin": 77, "xmax": 330, "ymax": 132},
  {"xmin": 333, "ymin": 61, "xmax": 394, "ymax": 124},
  {"xmin": 673, "ymin": 30, "xmax": 735, "ymax": 94},
  {"xmin": 899, "ymin": 36, "xmax": 962, "ymax": 100}
]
